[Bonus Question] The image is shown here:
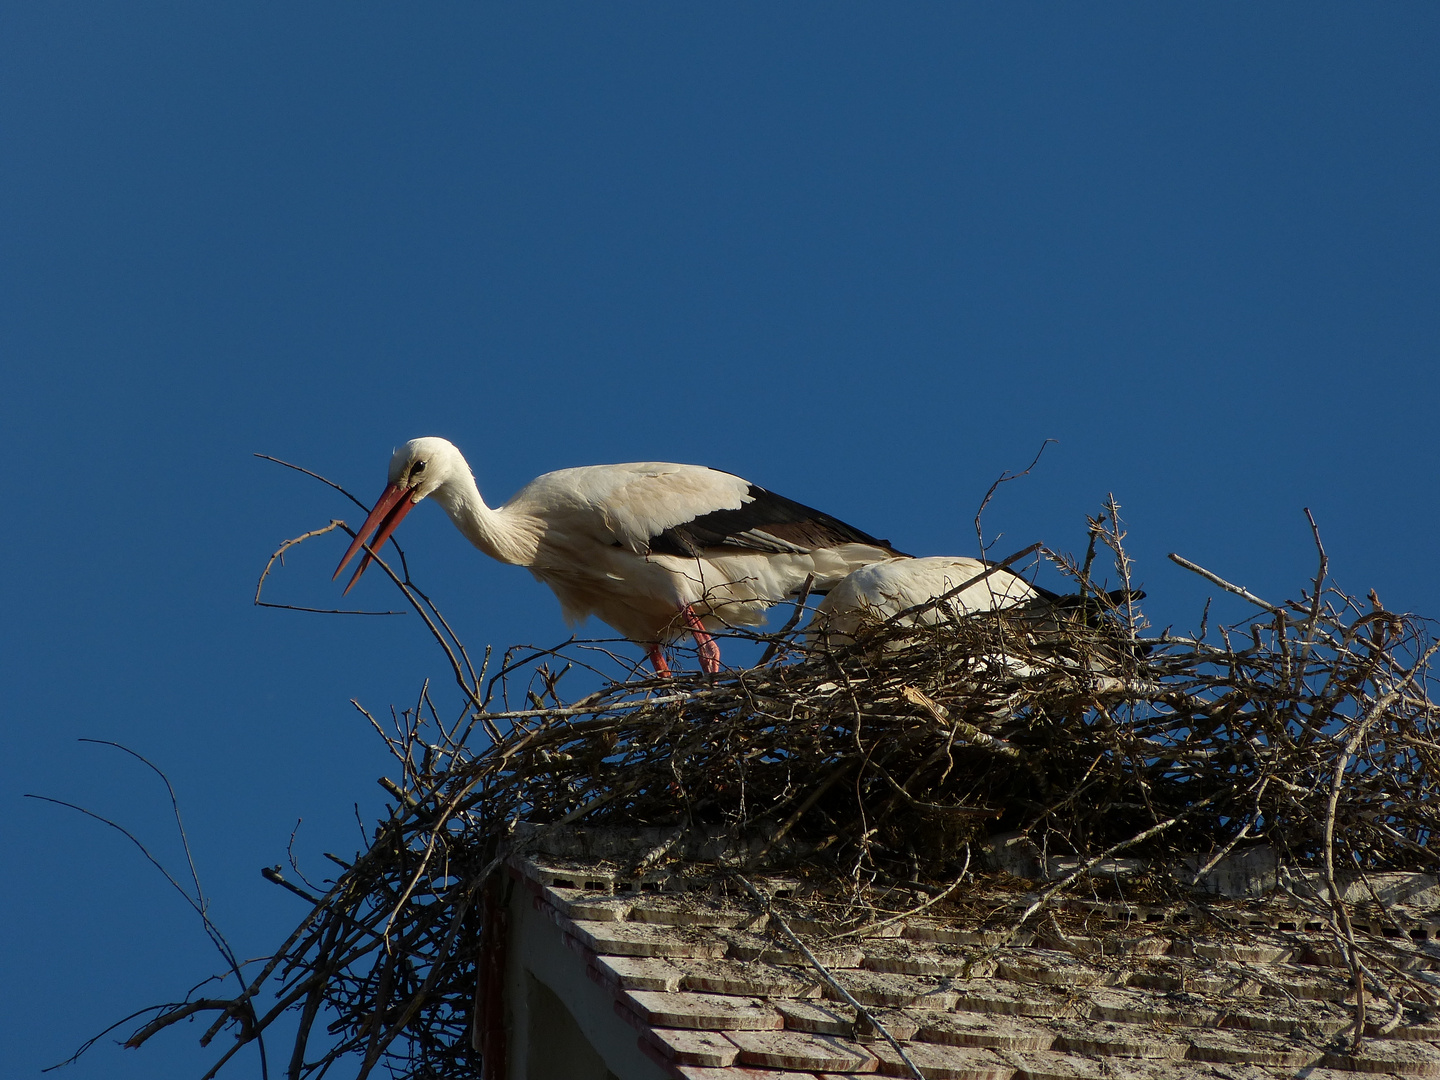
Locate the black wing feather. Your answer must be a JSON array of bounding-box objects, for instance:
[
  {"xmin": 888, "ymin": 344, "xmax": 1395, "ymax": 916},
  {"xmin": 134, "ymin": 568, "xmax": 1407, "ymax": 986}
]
[{"xmin": 648, "ymin": 484, "xmax": 907, "ymax": 558}]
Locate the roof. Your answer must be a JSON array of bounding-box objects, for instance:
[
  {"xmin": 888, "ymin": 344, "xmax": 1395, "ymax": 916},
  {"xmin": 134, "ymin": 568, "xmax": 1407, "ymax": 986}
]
[{"xmin": 503, "ymin": 838, "xmax": 1440, "ymax": 1080}]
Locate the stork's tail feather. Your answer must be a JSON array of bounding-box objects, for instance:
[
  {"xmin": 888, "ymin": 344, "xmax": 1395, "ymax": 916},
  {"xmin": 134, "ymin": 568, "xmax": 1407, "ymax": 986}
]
[{"xmin": 1036, "ymin": 587, "xmax": 1145, "ymax": 613}]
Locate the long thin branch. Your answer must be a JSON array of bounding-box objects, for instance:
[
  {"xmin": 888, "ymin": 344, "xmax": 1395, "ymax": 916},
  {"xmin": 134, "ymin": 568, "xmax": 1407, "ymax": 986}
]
[
  {"xmin": 254, "ymin": 521, "xmax": 404, "ymax": 616},
  {"xmin": 1168, "ymin": 552, "xmax": 1283, "ymax": 614},
  {"xmin": 732, "ymin": 873, "xmax": 924, "ymax": 1080},
  {"xmin": 973, "ymin": 440, "xmax": 1054, "ymax": 556},
  {"xmin": 26, "ymin": 792, "xmax": 267, "ymax": 1076}
]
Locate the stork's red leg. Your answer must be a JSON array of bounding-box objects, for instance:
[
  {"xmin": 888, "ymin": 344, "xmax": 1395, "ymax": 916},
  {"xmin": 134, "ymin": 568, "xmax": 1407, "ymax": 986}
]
[
  {"xmin": 681, "ymin": 605, "xmax": 721, "ymax": 674},
  {"xmin": 647, "ymin": 643, "xmax": 672, "ymax": 678}
]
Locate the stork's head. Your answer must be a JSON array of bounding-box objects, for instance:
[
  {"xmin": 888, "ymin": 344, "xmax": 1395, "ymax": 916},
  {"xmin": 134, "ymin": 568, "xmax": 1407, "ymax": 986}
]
[
  {"xmin": 333, "ymin": 436, "xmax": 465, "ymax": 593},
  {"xmin": 385, "ymin": 436, "xmax": 465, "ymax": 500}
]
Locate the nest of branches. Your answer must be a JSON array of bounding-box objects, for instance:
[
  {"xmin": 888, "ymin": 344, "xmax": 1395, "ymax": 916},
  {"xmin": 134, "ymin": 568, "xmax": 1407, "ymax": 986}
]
[{"xmin": 140, "ymin": 506, "xmax": 1439, "ymax": 1080}]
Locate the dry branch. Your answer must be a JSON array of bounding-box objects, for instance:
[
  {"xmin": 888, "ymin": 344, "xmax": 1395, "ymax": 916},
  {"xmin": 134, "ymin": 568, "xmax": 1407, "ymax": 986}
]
[{"xmin": 124, "ymin": 502, "xmax": 1440, "ymax": 1079}]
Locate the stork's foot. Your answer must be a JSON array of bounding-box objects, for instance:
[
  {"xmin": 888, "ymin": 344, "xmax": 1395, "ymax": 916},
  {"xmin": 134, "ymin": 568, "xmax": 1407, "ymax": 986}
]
[
  {"xmin": 647, "ymin": 643, "xmax": 672, "ymax": 678},
  {"xmin": 681, "ymin": 605, "xmax": 722, "ymax": 674}
]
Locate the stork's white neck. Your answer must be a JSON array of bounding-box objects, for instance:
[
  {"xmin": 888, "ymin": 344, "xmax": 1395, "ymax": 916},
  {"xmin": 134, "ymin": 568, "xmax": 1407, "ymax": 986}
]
[{"xmin": 430, "ymin": 472, "xmax": 540, "ymax": 567}]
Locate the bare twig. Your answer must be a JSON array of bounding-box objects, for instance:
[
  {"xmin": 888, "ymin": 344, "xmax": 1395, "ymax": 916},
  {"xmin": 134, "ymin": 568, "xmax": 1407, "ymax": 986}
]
[
  {"xmin": 758, "ymin": 574, "xmax": 816, "ymax": 665},
  {"xmin": 254, "ymin": 520, "xmax": 404, "ymax": 615},
  {"xmin": 973, "ymin": 440, "xmax": 1054, "ymax": 557},
  {"xmin": 1168, "ymin": 552, "xmax": 1284, "ymax": 614},
  {"xmin": 732, "ymin": 873, "xmax": 925, "ymax": 1080}
]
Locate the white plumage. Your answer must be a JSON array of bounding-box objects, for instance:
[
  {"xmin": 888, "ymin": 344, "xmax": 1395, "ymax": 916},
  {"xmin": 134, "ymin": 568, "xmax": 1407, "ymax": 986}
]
[
  {"xmin": 811, "ymin": 556, "xmax": 1041, "ymax": 645},
  {"xmin": 811, "ymin": 557, "xmax": 1148, "ymax": 695},
  {"xmin": 334, "ymin": 437, "xmax": 903, "ymax": 674}
]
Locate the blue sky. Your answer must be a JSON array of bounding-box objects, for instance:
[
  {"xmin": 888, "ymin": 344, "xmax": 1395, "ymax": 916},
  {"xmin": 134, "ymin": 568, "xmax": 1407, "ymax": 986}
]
[{"xmin": 4, "ymin": 5, "xmax": 1438, "ymax": 1076}]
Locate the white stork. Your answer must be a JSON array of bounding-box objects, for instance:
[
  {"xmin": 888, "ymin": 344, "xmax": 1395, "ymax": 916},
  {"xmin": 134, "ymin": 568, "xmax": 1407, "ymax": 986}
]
[
  {"xmin": 333, "ymin": 437, "xmax": 904, "ymax": 675},
  {"xmin": 811, "ymin": 556, "xmax": 1042, "ymax": 645},
  {"xmin": 811, "ymin": 557, "xmax": 1147, "ymax": 692}
]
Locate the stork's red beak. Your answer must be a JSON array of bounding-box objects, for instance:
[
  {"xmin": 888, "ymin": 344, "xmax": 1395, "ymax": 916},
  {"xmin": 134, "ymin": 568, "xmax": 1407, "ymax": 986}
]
[{"xmin": 334, "ymin": 483, "xmax": 418, "ymax": 594}]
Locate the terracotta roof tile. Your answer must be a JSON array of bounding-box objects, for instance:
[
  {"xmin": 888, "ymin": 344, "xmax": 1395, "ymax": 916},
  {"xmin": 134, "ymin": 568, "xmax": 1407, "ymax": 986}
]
[
  {"xmin": 1046, "ymin": 1019, "xmax": 1190, "ymax": 1060},
  {"xmin": 945, "ymin": 980, "xmax": 1085, "ymax": 1021},
  {"xmin": 545, "ymin": 882, "xmax": 636, "ymax": 921},
  {"xmin": 1084, "ymin": 986, "xmax": 1221, "ymax": 1027},
  {"xmin": 994, "ymin": 949, "xmax": 1119, "ymax": 988},
  {"xmin": 1122, "ymin": 959, "xmax": 1271, "ymax": 998},
  {"xmin": 625, "ymin": 989, "xmax": 784, "ymax": 1031},
  {"xmin": 1183, "ymin": 1028, "xmax": 1327, "ymax": 1068},
  {"xmin": 643, "ymin": 1026, "xmax": 743, "ymax": 1067},
  {"xmin": 993, "ymin": 1048, "xmax": 1168, "ymax": 1079},
  {"xmin": 630, "ymin": 895, "xmax": 760, "ymax": 929},
  {"xmin": 726, "ymin": 1029, "xmax": 881, "ymax": 1073},
  {"xmin": 870, "ymin": 1041, "xmax": 1013, "ymax": 1079},
  {"xmin": 775, "ymin": 999, "xmax": 858, "ymax": 1037},
  {"xmin": 902, "ymin": 919, "xmax": 1031, "ymax": 948},
  {"xmin": 773, "ymin": 1001, "xmax": 921, "ymax": 1042},
  {"xmin": 594, "ymin": 953, "xmax": 687, "ymax": 991},
  {"xmin": 820, "ymin": 969, "xmax": 961, "ymax": 1010},
  {"xmin": 568, "ymin": 918, "xmax": 730, "ymax": 958},
  {"xmin": 722, "ymin": 929, "xmax": 865, "ymax": 969},
  {"xmin": 913, "ymin": 1012, "xmax": 1056, "ymax": 1053},
  {"xmin": 1320, "ymin": 1037, "xmax": 1440, "ymax": 1076},
  {"xmin": 1216, "ymin": 996, "xmax": 1352, "ymax": 1036},
  {"xmin": 861, "ymin": 941, "xmax": 981, "ymax": 977},
  {"xmin": 680, "ymin": 957, "xmax": 823, "ymax": 998},
  {"xmin": 678, "ymin": 1068, "xmax": 818, "ymax": 1080}
]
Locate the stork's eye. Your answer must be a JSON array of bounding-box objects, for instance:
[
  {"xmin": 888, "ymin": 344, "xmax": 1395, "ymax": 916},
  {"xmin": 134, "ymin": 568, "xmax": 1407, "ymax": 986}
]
[{"xmin": 412, "ymin": 461, "xmax": 427, "ymax": 473}]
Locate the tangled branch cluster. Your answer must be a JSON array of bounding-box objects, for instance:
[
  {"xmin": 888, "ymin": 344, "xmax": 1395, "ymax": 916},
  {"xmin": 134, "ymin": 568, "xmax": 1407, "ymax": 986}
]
[{"xmin": 143, "ymin": 513, "xmax": 1439, "ymax": 1079}]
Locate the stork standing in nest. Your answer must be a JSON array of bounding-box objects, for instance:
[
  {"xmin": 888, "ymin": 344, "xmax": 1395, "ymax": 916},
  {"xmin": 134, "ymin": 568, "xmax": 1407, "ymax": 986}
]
[{"xmin": 334, "ymin": 437, "xmax": 904, "ymax": 675}]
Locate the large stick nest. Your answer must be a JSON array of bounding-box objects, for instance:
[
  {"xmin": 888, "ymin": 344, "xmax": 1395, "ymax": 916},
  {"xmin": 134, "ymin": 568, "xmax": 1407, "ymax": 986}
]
[{"xmin": 138, "ymin": 512, "xmax": 1440, "ymax": 1079}]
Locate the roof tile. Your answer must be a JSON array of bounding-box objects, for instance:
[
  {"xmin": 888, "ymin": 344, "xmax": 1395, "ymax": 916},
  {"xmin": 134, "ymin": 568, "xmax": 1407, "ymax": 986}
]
[
  {"xmin": 1321, "ymin": 1038, "xmax": 1440, "ymax": 1076},
  {"xmin": 993, "ymin": 1048, "xmax": 1178, "ymax": 1079},
  {"xmin": 914, "ymin": 1012, "xmax": 1056, "ymax": 1052},
  {"xmin": 822, "ymin": 969, "xmax": 960, "ymax": 1010},
  {"xmin": 1048, "ymin": 935, "xmax": 1171, "ymax": 959},
  {"xmin": 631, "ymin": 896, "xmax": 759, "ymax": 929},
  {"xmin": 677, "ymin": 1068, "xmax": 820, "ymax": 1080},
  {"xmin": 1123, "ymin": 960, "xmax": 1267, "ymax": 998},
  {"xmin": 569, "ymin": 919, "xmax": 729, "ymax": 958},
  {"xmin": 1084, "ymin": 987, "xmax": 1221, "ymax": 1027},
  {"xmin": 776, "ymin": 1000, "xmax": 863, "ymax": 1037},
  {"xmin": 861, "ymin": 941, "xmax": 981, "ymax": 978},
  {"xmin": 542, "ymin": 883, "xmax": 634, "ymax": 921},
  {"xmin": 871, "ymin": 1041, "xmax": 1014, "ymax": 1079},
  {"xmin": 1047, "ymin": 1019, "xmax": 1189, "ymax": 1060},
  {"xmin": 681, "ymin": 956, "xmax": 823, "ymax": 998},
  {"xmin": 1216, "ymin": 996, "xmax": 1351, "ymax": 1036},
  {"xmin": 1188, "ymin": 941, "xmax": 1296, "ymax": 965},
  {"xmin": 723, "ymin": 930, "xmax": 864, "ymax": 969},
  {"xmin": 727, "ymin": 1030, "xmax": 881, "ymax": 1073},
  {"xmin": 625, "ymin": 990, "xmax": 784, "ymax": 1031},
  {"xmin": 903, "ymin": 919, "xmax": 1031, "ymax": 948},
  {"xmin": 1183, "ymin": 1028, "xmax": 1327, "ymax": 1068},
  {"xmin": 951, "ymin": 980, "xmax": 1091, "ymax": 1020},
  {"xmin": 775, "ymin": 1001, "xmax": 921, "ymax": 1043},
  {"xmin": 995, "ymin": 949, "xmax": 1119, "ymax": 988},
  {"xmin": 644, "ymin": 1026, "xmax": 743, "ymax": 1067},
  {"xmin": 594, "ymin": 954, "xmax": 686, "ymax": 991}
]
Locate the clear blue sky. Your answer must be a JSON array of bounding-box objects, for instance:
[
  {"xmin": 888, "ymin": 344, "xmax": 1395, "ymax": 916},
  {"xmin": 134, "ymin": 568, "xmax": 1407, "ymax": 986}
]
[{"xmin": 4, "ymin": 5, "xmax": 1437, "ymax": 1076}]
